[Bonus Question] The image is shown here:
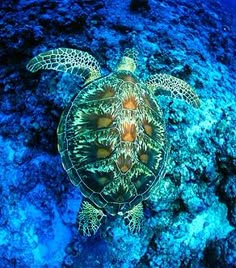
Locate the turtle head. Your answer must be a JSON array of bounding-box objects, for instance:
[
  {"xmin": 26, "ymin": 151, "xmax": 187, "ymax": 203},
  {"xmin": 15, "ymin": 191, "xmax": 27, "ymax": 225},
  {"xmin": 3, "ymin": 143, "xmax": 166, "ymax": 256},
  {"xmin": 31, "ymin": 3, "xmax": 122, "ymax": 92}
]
[{"xmin": 117, "ymin": 48, "xmax": 138, "ymax": 73}]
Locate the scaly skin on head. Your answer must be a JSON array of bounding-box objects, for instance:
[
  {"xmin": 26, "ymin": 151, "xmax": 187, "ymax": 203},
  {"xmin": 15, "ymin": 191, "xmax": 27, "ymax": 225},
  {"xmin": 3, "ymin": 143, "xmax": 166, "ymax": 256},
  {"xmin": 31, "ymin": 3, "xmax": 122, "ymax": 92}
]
[{"xmin": 117, "ymin": 48, "xmax": 139, "ymax": 73}]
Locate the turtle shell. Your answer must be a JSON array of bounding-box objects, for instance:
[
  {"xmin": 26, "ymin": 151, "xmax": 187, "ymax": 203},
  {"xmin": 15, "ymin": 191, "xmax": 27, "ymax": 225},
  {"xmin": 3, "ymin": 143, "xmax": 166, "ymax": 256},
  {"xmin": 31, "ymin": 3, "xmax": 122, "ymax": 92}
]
[{"xmin": 57, "ymin": 71, "xmax": 169, "ymax": 215}]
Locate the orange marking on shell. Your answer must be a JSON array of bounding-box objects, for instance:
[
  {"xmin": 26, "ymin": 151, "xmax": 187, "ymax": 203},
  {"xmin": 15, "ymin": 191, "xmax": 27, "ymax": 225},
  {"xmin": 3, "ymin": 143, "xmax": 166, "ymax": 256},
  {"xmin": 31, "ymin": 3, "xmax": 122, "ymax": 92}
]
[
  {"xmin": 97, "ymin": 116, "xmax": 112, "ymax": 128},
  {"xmin": 98, "ymin": 176, "xmax": 110, "ymax": 185},
  {"xmin": 123, "ymin": 96, "xmax": 137, "ymax": 110},
  {"xmin": 97, "ymin": 147, "xmax": 111, "ymax": 159},
  {"xmin": 143, "ymin": 121, "xmax": 152, "ymax": 136},
  {"xmin": 117, "ymin": 73, "xmax": 138, "ymax": 83},
  {"xmin": 140, "ymin": 153, "xmax": 149, "ymax": 164},
  {"xmin": 121, "ymin": 122, "xmax": 136, "ymax": 142},
  {"xmin": 102, "ymin": 85, "xmax": 115, "ymax": 98},
  {"xmin": 116, "ymin": 154, "xmax": 132, "ymax": 173}
]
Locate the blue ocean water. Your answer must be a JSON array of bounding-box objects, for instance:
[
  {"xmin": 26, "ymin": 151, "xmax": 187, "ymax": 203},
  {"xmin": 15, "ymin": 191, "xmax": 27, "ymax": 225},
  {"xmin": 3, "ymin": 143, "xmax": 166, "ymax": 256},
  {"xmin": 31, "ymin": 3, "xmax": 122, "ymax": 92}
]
[
  {"xmin": 0, "ymin": 0, "xmax": 235, "ymax": 267},
  {"xmin": 221, "ymin": 0, "xmax": 236, "ymax": 31},
  {"xmin": 222, "ymin": 0, "xmax": 236, "ymax": 8}
]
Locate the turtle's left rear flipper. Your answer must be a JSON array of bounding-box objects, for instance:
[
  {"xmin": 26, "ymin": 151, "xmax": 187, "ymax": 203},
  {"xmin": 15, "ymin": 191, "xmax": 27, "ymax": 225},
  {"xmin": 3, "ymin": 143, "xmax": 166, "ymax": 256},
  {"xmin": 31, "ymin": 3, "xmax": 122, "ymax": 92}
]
[
  {"xmin": 146, "ymin": 73, "xmax": 200, "ymax": 108},
  {"xmin": 77, "ymin": 201, "xmax": 106, "ymax": 236},
  {"xmin": 26, "ymin": 48, "xmax": 101, "ymax": 84}
]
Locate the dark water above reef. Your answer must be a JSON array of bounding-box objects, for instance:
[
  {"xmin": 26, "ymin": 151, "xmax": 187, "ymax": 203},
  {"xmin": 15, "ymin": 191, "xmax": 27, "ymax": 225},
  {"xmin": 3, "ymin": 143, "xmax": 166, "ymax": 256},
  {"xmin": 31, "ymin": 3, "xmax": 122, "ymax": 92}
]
[
  {"xmin": 221, "ymin": 0, "xmax": 236, "ymax": 30},
  {"xmin": 0, "ymin": 0, "xmax": 235, "ymax": 267}
]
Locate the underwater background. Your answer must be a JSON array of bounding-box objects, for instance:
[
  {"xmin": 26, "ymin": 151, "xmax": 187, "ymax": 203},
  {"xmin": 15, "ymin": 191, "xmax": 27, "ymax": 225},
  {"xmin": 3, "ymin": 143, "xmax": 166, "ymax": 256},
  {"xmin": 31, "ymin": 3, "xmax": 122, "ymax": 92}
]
[{"xmin": 0, "ymin": 0, "xmax": 235, "ymax": 267}]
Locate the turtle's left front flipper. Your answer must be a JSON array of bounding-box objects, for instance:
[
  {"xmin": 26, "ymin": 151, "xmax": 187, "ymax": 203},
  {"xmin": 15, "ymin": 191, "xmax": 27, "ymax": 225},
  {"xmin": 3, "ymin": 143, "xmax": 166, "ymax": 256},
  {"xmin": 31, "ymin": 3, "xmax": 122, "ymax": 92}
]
[
  {"xmin": 146, "ymin": 73, "xmax": 200, "ymax": 108},
  {"xmin": 26, "ymin": 48, "xmax": 101, "ymax": 84}
]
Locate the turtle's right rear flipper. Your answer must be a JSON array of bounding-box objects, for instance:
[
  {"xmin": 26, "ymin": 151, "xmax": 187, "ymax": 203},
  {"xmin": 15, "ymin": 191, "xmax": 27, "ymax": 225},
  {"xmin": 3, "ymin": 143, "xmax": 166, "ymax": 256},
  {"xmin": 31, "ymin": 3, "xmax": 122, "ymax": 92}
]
[
  {"xmin": 124, "ymin": 203, "xmax": 144, "ymax": 234},
  {"xmin": 26, "ymin": 48, "xmax": 101, "ymax": 84}
]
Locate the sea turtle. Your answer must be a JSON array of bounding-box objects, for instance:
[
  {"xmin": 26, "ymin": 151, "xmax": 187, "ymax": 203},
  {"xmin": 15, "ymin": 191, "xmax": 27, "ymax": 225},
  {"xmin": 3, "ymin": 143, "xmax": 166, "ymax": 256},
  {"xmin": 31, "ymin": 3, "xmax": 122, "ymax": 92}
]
[{"xmin": 27, "ymin": 47, "xmax": 200, "ymax": 236}]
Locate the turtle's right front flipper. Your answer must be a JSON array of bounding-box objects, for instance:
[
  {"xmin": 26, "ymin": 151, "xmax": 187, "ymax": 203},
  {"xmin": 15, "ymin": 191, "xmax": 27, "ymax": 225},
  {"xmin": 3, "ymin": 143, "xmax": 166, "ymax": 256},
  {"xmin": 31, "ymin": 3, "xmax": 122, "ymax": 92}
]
[
  {"xmin": 146, "ymin": 73, "xmax": 200, "ymax": 108},
  {"xmin": 26, "ymin": 48, "xmax": 101, "ymax": 84}
]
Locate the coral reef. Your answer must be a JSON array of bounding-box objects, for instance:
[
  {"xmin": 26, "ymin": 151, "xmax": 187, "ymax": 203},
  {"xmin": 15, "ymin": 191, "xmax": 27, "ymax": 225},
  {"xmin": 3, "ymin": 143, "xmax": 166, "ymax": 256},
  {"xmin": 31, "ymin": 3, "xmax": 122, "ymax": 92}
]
[{"xmin": 0, "ymin": 0, "xmax": 235, "ymax": 267}]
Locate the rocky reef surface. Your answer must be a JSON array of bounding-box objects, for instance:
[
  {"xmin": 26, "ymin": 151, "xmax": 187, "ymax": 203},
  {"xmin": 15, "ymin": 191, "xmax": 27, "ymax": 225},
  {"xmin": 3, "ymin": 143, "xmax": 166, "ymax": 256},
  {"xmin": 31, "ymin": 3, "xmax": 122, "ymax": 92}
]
[{"xmin": 0, "ymin": 0, "xmax": 235, "ymax": 267}]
